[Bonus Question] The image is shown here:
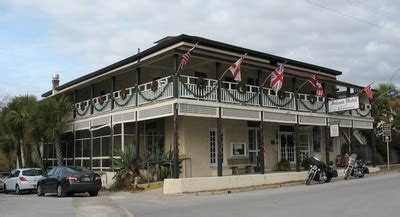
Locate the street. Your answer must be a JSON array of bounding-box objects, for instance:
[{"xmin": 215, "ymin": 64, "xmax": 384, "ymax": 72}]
[{"xmin": 0, "ymin": 172, "xmax": 399, "ymax": 217}]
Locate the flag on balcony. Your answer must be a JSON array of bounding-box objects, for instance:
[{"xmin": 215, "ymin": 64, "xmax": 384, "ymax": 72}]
[
  {"xmin": 362, "ymin": 84, "xmax": 373, "ymax": 100},
  {"xmin": 309, "ymin": 74, "xmax": 324, "ymax": 96},
  {"xmin": 228, "ymin": 54, "xmax": 246, "ymax": 82},
  {"xmin": 180, "ymin": 43, "xmax": 198, "ymax": 70},
  {"xmin": 270, "ymin": 64, "xmax": 285, "ymax": 93},
  {"xmin": 388, "ymin": 88, "xmax": 398, "ymax": 97}
]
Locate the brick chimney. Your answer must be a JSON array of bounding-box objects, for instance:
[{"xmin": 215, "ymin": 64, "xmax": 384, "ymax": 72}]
[{"xmin": 52, "ymin": 74, "xmax": 60, "ymax": 95}]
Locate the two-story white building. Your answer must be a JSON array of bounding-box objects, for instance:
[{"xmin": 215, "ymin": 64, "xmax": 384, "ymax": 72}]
[{"xmin": 41, "ymin": 34, "xmax": 374, "ymax": 178}]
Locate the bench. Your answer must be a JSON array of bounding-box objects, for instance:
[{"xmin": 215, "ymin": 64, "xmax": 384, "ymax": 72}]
[{"xmin": 228, "ymin": 158, "xmax": 252, "ymax": 175}]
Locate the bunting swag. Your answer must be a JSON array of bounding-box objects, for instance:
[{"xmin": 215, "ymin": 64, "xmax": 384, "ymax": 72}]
[
  {"xmin": 228, "ymin": 54, "xmax": 246, "ymax": 82},
  {"xmin": 270, "ymin": 64, "xmax": 285, "ymax": 93},
  {"xmin": 309, "ymin": 74, "xmax": 324, "ymax": 96}
]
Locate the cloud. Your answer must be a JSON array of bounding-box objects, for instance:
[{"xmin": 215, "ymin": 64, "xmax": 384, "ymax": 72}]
[{"xmin": 2, "ymin": 0, "xmax": 400, "ymax": 97}]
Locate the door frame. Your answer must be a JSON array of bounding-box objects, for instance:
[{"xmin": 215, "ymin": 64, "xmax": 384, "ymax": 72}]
[
  {"xmin": 278, "ymin": 132, "xmax": 296, "ymax": 164},
  {"xmin": 248, "ymin": 127, "xmax": 260, "ymax": 166}
]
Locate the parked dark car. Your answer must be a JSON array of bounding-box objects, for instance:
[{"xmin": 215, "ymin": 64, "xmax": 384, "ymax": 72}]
[
  {"xmin": 0, "ymin": 172, "xmax": 10, "ymax": 192},
  {"xmin": 37, "ymin": 166, "xmax": 101, "ymax": 197}
]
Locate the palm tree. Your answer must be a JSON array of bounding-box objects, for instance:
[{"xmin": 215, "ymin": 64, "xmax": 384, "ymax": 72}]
[
  {"xmin": 32, "ymin": 95, "xmax": 73, "ymax": 166},
  {"xmin": 1, "ymin": 95, "xmax": 37, "ymax": 167}
]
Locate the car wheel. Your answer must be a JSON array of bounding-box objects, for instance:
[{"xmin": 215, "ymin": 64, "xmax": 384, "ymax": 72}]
[
  {"xmin": 37, "ymin": 185, "xmax": 44, "ymax": 196},
  {"xmin": 57, "ymin": 184, "xmax": 66, "ymax": 197},
  {"xmin": 16, "ymin": 185, "xmax": 21, "ymax": 195},
  {"xmin": 89, "ymin": 191, "xmax": 98, "ymax": 197},
  {"xmin": 4, "ymin": 184, "xmax": 8, "ymax": 194}
]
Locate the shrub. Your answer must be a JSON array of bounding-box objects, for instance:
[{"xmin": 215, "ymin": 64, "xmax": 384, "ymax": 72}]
[
  {"xmin": 277, "ymin": 159, "xmax": 290, "ymax": 171},
  {"xmin": 113, "ymin": 144, "xmax": 138, "ymax": 190}
]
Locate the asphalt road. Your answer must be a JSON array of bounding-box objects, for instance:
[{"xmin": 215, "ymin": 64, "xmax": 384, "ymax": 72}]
[{"xmin": 0, "ymin": 172, "xmax": 399, "ymax": 217}]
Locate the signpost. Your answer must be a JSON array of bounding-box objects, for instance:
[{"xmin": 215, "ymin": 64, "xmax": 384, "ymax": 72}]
[
  {"xmin": 382, "ymin": 123, "xmax": 391, "ymax": 171},
  {"xmin": 328, "ymin": 96, "xmax": 360, "ymax": 113}
]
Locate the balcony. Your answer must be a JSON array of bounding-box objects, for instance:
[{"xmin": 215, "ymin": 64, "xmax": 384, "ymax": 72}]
[{"xmin": 71, "ymin": 74, "xmax": 371, "ymax": 120}]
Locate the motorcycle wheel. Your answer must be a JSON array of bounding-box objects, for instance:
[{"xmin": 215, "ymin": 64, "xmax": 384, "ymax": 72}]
[
  {"xmin": 306, "ymin": 172, "xmax": 314, "ymax": 185},
  {"xmin": 325, "ymin": 176, "xmax": 332, "ymax": 183},
  {"xmin": 359, "ymin": 172, "xmax": 364, "ymax": 178},
  {"xmin": 344, "ymin": 168, "xmax": 350, "ymax": 180}
]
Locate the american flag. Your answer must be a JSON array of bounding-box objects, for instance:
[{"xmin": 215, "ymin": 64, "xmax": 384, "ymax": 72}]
[
  {"xmin": 309, "ymin": 74, "xmax": 324, "ymax": 96},
  {"xmin": 180, "ymin": 43, "xmax": 198, "ymax": 70},
  {"xmin": 228, "ymin": 54, "xmax": 246, "ymax": 82},
  {"xmin": 270, "ymin": 64, "xmax": 285, "ymax": 93},
  {"xmin": 363, "ymin": 84, "xmax": 373, "ymax": 100}
]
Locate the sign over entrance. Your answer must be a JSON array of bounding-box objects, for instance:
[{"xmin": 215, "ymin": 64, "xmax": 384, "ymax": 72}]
[{"xmin": 328, "ymin": 96, "xmax": 359, "ymax": 113}]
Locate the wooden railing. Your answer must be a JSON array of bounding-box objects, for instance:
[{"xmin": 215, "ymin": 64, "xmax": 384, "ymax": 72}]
[{"xmin": 72, "ymin": 74, "xmax": 371, "ymax": 119}]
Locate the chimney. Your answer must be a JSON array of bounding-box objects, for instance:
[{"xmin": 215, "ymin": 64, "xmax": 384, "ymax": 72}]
[{"xmin": 52, "ymin": 74, "xmax": 60, "ymax": 95}]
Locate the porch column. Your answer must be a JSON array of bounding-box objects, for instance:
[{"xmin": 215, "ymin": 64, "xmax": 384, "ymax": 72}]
[
  {"xmin": 135, "ymin": 68, "xmax": 141, "ymax": 172},
  {"xmin": 323, "ymin": 82, "xmax": 330, "ymax": 163},
  {"xmin": 110, "ymin": 117, "xmax": 114, "ymax": 170},
  {"xmin": 111, "ymin": 76, "xmax": 116, "ymax": 110},
  {"xmin": 73, "ymin": 125, "xmax": 76, "ymax": 166},
  {"xmin": 90, "ymin": 84, "xmax": 94, "ymax": 115},
  {"xmin": 294, "ymin": 124, "xmax": 301, "ymax": 172},
  {"xmin": 173, "ymin": 55, "xmax": 180, "ymax": 178},
  {"xmin": 216, "ymin": 62, "xmax": 223, "ymax": 176},
  {"xmin": 349, "ymin": 128, "xmax": 354, "ymax": 154},
  {"xmin": 73, "ymin": 90, "xmax": 77, "ymax": 119},
  {"xmin": 292, "ymin": 77, "xmax": 301, "ymax": 172},
  {"xmin": 258, "ymin": 69, "xmax": 265, "ymax": 174},
  {"xmin": 90, "ymin": 127, "xmax": 93, "ymax": 170},
  {"xmin": 371, "ymin": 127, "xmax": 377, "ymax": 167}
]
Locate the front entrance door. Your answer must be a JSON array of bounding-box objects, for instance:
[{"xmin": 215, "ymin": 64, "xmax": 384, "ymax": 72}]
[
  {"xmin": 248, "ymin": 128, "xmax": 260, "ymax": 165},
  {"xmin": 279, "ymin": 133, "xmax": 295, "ymax": 163}
]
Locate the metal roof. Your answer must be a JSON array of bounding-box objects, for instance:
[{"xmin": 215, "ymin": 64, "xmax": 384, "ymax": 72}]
[{"xmin": 42, "ymin": 34, "xmax": 343, "ymax": 97}]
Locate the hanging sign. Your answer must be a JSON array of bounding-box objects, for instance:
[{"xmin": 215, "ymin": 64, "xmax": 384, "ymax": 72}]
[
  {"xmin": 330, "ymin": 124, "xmax": 339, "ymax": 137},
  {"xmin": 328, "ymin": 96, "xmax": 359, "ymax": 113}
]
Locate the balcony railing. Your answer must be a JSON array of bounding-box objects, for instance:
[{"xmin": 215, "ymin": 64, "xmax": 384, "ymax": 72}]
[{"xmin": 72, "ymin": 74, "xmax": 371, "ymax": 119}]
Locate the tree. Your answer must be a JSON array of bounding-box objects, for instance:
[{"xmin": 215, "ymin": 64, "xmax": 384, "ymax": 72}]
[
  {"xmin": 31, "ymin": 95, "xmax": 73, "ymax": 166},
  {"xmin": 1, "ymin": 95, "xmax": 37, "ymax": 167}
]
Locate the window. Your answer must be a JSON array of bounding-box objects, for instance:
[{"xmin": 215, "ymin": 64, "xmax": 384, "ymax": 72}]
[
  {"xmin": 22, "ymin": 169, "xmax": 44, "ymax": 176},
  {"xmin": 54, "ymin": 167, "xmax": 62, "ymax": 175},
  {"xmin": 209, "ymin": 129, "xmax": 223, "ymax": 164},
  {"xmin": 231, "ymin": 143, "xmax": 246, "ymax": 156},
  {"xmin": 313, "ymin": 127, "xmax": 321, "ymax": 152},
  {"xmin": 47, "ymin": 168, "xmax": 55, "ymax": 176}
]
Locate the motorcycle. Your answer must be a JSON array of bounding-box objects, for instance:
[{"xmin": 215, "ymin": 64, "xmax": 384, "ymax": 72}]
[
  {"xmin": 306, "ymin": 155, "xmax": 338, "ymax": 185},
  {"xmin": 344, "ymin": 154, "xmax": 369, "ymax": 180}
]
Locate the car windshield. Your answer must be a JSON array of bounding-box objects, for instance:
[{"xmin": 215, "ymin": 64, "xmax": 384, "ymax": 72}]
[
  {"xmin": 65, "ymin": 166, "xmax": 92, "ymax": 173},
  {"xmin": 22, "ymin": 169, "xmax": 44, "ymax": 176}
]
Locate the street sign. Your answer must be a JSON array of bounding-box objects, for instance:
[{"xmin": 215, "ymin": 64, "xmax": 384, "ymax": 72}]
[
  {"xmin": 383, "ymin": 135, "xmax": 392, "ymax": 143},
  {"xmin": 382, "ymin": 123, "xmax": 391, "ymax": 138},
  {"xmin": 382, "ymin": 123, "xmax": 391, "ymax": 132}
]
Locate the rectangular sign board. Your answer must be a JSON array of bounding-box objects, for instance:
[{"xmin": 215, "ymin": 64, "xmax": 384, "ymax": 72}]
[
  {"xmin": 330, "ymin": 124, "xmax": 339, "ymax": 137},
  {"xmin": 328, "ymin": 96, "xmax": 360, "ymax": 113}
]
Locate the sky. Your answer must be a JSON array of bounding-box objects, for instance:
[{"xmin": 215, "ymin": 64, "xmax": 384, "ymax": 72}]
[{"xmin": 0, "ymin": 0, "xmax": 399, "ymax": 98}]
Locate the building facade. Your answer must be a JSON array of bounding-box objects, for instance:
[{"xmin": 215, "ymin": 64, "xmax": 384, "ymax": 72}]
[{"xmin": 41, "ymin": 34, "xmax": 374, "ymax": 178}]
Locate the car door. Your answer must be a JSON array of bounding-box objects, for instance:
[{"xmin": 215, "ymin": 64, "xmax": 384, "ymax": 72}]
[
  {"xmin": 48, "ymin": 167, "xmax": 62, "ymax": 192},
  {"xmin": 41, "ymin": 168, "xmax": 56, "ymax": 192},
  {"xmin": 6, "ymin": 170, "xmax": 19, "ymax": 190}
]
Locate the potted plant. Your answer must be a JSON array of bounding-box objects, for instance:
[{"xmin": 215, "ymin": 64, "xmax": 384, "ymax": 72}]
[{"xmin": 277, "ymin": 159, "xmax": 290, "ymax": 171}]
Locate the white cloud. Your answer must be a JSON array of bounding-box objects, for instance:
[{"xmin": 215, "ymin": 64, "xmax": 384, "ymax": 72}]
[{"xmin": 4, "ymin": 0, "xmax": 400, "ymax": 94}]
